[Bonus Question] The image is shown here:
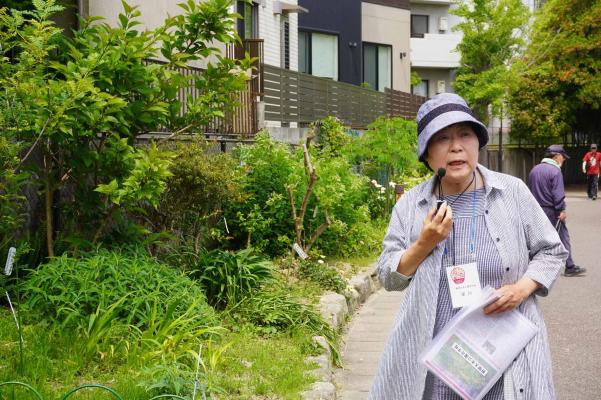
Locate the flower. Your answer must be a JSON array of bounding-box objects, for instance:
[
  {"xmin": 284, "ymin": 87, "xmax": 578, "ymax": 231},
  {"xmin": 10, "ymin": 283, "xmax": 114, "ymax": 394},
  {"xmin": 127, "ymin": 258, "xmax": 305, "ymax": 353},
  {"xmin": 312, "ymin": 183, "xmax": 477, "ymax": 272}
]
[
  {"xmin": 371, "ymin": 179, "xmax": 378, "ymax": 186},
  {"xmin": 380, "ymin": 187, "xmax": 386, "ymax": 193},
  {"xmin": 317, "ymin": 260, "xmax": 325, "ymax": 264},
  {"xmin": 389, "ymin": 181, "xmax": 396, "ymax": 188}
]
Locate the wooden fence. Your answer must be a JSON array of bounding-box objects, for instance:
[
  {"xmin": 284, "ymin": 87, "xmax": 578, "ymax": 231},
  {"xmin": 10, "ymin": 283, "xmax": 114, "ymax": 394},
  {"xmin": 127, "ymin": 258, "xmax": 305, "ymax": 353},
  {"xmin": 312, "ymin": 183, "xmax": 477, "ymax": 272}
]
[
  {"xmin": 263, "ymin": 64, "xmax": 425, "ymax": 129},
  {"xmin": 144, "ymin": 59, "xmax": 257, "ymax": 136}
]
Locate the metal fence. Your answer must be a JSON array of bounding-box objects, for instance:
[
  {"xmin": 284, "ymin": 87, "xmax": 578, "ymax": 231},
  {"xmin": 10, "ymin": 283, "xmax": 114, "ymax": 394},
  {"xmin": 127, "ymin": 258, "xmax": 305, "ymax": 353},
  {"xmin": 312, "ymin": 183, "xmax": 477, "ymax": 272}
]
[{"xmin": 263, "ymin": 64, "xmax": 425, "ymax": 129}]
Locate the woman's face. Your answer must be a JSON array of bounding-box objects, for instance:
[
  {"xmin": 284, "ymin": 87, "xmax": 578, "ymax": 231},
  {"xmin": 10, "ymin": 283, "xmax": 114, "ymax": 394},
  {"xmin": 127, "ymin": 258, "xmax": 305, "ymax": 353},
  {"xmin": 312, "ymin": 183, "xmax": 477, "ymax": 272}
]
[{"xmin": 425, "ymin": 123, "xmax": 480, "ymax": 185}]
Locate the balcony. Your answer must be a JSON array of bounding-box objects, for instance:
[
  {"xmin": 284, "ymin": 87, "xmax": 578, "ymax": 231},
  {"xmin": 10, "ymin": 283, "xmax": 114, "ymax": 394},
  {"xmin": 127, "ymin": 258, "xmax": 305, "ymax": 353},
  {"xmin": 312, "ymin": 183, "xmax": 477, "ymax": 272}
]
[{"xmin": 410, "ymin": 33, "xmax": 461, "ymax": 68}]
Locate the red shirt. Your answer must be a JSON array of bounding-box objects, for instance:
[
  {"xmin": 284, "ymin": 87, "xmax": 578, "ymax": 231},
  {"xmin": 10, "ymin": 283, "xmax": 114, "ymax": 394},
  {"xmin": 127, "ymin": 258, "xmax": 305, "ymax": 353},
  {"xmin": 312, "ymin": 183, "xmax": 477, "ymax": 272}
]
[{"xmin": 583, "ymin": 151, "xmax": 601, "ymax": 175}]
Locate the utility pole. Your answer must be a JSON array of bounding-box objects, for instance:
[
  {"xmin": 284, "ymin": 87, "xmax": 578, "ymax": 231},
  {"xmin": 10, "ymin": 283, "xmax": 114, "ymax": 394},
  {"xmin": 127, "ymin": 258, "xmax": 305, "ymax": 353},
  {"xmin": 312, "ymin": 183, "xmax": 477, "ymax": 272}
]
[{"xmin": 497, "ymin": 104, "xmax": 503, "ymax": 173}]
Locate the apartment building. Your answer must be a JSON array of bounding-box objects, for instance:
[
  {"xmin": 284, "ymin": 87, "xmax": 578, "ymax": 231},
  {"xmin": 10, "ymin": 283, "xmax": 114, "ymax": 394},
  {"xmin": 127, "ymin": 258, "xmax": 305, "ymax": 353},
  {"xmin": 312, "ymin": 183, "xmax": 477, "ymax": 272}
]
[
  {"xmin": 80, "ymin": 0, "xmax": 303, "ymax": 71},
  {"xmin": 409, "ymin": 0, "xmax": 461, "ymax": 98},
  {"xmin": 298, "ymin": 0, "xmax": 411, "ymax": 93}
]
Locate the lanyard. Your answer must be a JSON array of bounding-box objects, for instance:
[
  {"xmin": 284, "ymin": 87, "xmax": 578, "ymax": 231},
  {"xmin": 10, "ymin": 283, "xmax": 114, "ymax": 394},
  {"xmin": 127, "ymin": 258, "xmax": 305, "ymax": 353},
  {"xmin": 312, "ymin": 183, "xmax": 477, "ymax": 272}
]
[{"xmin": 443, "ymin": 171, "xmax": 477, "ymax": 265}]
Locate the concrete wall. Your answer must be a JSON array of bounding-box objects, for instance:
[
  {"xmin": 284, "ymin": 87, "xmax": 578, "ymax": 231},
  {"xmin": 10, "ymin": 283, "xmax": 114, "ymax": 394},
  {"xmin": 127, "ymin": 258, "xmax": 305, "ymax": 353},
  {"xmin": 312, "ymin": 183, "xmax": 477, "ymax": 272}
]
[{"xmin": 362, "ymin": 2, "xmax": 411, "ymax": 92}]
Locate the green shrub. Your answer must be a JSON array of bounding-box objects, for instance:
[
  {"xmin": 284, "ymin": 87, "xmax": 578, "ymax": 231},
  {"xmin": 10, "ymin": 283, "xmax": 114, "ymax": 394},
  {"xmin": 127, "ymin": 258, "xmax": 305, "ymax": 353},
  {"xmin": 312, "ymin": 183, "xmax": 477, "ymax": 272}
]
[
  {"xmin": 23, "ymin": 249, "xmax": 218, "ymax": 331},
  {"xmin": 229, "ymin": 287, "xmax": 333, "ymax": 337},
  {"xmin": 225, "ymin": 132, "xmax": 297, "ymax": 255},
  {"xmin": 188, "ymin": 248, "xmax": 275, "ymax": 309},
  {"xmin": 297, "ymin": 259, "xmax": 347, "ymax": 294},
  {"xmin": 152, "ymin": 138, "xmax": 245, "ymax": 250}
]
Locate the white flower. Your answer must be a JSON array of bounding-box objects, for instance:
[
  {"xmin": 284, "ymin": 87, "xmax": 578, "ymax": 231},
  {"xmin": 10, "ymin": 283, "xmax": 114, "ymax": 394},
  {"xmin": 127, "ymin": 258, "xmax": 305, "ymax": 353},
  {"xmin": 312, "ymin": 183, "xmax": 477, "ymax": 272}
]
[
  {"xmin": 380, "ymin": 187, "xmax": 386, "ymax": 193},
  {"xmin": 371, "ymin": 179, "xmax": 378, "ymax": 186},
  {"xmin": 320, "ymin": 255, "xmax": 326, "ymax": 259},
  {"xmin": 317, "ymin": 260, "xmax": 325, "ymax": 264},
  {"xmin": 389, "ymin": 181, "xmax": 396, "ymax": 188}
]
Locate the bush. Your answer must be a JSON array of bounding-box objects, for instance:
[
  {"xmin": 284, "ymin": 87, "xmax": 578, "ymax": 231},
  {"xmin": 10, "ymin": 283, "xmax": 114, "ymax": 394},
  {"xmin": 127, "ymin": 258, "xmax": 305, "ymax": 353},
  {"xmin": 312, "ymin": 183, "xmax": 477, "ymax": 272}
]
[
  {"xmin": 228, "ymin": 287, "xmax": 334, "ymax": 338},
  {"xmin": 151, "ymin": 138, "xmax": 245, "ymax": 250},
  {"xmin": 22, "ymin": 249, "xmax": 218, "ymax": 340},
  {"xmin": 188, "ymin": 248, "xmax": 276, "ymax": 309},
  {"xmin": 225, "ymin": 132, "xmax": 297, "ymax": 255},
  {"xmin": 297, "ymin": 259, "xmax": 347, "ymax": 294}
]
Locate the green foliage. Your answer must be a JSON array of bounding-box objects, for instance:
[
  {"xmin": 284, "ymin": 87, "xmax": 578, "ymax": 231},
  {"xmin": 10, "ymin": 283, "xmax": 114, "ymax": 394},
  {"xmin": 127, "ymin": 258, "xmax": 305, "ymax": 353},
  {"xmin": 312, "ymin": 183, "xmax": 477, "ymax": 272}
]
[
  {"xmin": 227, "ymin": 131, "xmax": 297, "ymax": 254},
  {"xmin": 410, "ymin": 71, "xmax": 423, "ymax": 87},
  {"xmin": 508, "ymin": 0, "xmax": 601, "ymax": 141},
  {"xmin": 452, "ymin": 0, "xmax": 529, "ymax": 123},
  {"xmin": 348, "ymin": 116, "xmax": 418, "ymax": 176},
  {"xmin": 229, "ymin": 287, "xmax": 335, "ymax": 340},
  {"xmin": 22, "ymin": 250, "xmax": 218, "ymax": 357},
  {"xmin": 0, "ymin": 0, "xmax": 248, "ymax": 255},
  {"xmin": 0, "ymin": 137, "xmax": 27, "ymax": 252},
  {"xmin": 297, "ymin": 259, "xmax": 347, "ymax": 294},
  {"xmin": 188, "ymin": 248, "xmax": 276, "ymax": 309},
  {"xmin": 314, "ymin": 116, "xmax": 350, "ymax": 157},
  {"xmin": 152, "ymin": 138, "xmax": 244, "ymax": 249}
]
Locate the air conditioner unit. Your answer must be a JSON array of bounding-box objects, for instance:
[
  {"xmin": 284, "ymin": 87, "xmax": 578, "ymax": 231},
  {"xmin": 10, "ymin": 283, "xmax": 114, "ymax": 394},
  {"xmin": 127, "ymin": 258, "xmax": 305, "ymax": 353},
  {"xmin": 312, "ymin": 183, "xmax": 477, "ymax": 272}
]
[
  {"xmin": 437, "ymin": 80, "xmax": 446, "ymax": 93},
  {"xmin": 438, "ymin": 17, "xmax": 449, "ymax": 32}
]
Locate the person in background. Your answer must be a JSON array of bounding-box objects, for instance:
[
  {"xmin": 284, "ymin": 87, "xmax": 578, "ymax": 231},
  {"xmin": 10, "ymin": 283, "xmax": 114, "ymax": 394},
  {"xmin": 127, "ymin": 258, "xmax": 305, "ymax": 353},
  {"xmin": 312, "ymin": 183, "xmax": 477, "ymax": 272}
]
[
  {"xmin": 582, "ymin": 143, "xmax": 601, "ymax": 200},
  {"xmin": 369, "ymin": 93, "xmax": 567, "ymax": 400},
  {"xmin": 528, "ymin": 145, "xmax": 586, "ymax": 277}
]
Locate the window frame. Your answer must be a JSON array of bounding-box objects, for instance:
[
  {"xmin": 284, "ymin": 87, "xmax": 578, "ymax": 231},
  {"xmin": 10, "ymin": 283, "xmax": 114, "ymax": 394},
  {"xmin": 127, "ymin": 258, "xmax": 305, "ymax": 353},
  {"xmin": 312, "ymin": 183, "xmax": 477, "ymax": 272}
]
[
  {"xmin": 298, "ymin": 30, "xmax": 340, "ymax": 80},
  {"xmin": 237, "ymin": 0, "xmax": 259, "ymax": 39},
  {"xmin": 411, "ymin": 14, "xmax": 429, "ymax": 38},
  {"xmin": 412, "ymin": 79, "xmax": 429, "ymax": 98},
  {"xmin": 362, "ymin": 42, "xmax": 393, "ymax": 92}
]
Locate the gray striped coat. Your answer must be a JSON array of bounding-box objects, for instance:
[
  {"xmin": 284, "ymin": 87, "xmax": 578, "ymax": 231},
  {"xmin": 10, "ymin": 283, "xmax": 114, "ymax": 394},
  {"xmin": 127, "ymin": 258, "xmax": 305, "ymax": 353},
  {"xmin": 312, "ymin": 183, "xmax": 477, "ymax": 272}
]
[{"xmin": 369, "ymin": 165, "xmax": 568, "ymax": 400}]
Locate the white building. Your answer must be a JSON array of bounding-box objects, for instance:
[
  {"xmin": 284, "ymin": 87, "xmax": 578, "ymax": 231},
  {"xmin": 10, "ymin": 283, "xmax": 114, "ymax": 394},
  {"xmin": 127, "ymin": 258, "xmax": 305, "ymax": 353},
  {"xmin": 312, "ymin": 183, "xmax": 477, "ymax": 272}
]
[
  {"xmin": 409, "ymin": 0, "xmax": 461, "ymax": 98},
  {"xmin": 83, "ymin": 0, "xmax": 302, "ymax": 71}
]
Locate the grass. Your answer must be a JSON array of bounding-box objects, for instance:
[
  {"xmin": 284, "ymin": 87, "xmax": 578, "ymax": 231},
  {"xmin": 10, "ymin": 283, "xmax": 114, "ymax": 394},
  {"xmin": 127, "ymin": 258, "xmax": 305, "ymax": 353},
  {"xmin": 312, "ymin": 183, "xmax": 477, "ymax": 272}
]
[{"xmin": 0, "ymin": 306, "xmax": 321, "ymax": 400}]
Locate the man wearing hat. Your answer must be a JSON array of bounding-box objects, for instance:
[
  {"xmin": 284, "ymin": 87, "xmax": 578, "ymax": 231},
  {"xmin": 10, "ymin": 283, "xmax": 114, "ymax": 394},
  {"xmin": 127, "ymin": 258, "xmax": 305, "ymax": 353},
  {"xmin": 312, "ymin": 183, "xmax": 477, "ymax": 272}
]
[
  {"xmin": 582, "ymin": 143, "xmax": 601, "ymax": 200},
  {"xmin": 529, "ymin": 145, "xmax": 586, "ymax": 276}
]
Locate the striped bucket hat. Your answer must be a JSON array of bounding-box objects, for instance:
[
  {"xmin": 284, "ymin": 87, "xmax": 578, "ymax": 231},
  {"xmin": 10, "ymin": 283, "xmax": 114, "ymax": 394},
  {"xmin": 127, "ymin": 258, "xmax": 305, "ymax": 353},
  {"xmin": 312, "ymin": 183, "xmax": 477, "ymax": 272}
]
[{"xmin": 416, "ymin": 93, "xmax": 489, "ymax": 161}]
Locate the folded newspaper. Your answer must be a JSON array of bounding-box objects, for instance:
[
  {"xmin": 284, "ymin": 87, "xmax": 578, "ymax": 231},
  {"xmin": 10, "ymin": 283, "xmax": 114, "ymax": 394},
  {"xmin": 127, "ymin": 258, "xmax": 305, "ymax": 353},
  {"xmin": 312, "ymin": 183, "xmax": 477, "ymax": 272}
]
[{"xmin": 420, "ymin": 286, "xmax": 538, "ymax": 400}]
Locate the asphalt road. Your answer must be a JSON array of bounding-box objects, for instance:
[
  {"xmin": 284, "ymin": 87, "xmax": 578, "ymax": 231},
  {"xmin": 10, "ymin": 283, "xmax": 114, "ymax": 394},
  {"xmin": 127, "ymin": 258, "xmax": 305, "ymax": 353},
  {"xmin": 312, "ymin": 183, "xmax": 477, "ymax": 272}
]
[{"xmin": 539, "ymin": 187, "xmax": 601, "ymax": 399}]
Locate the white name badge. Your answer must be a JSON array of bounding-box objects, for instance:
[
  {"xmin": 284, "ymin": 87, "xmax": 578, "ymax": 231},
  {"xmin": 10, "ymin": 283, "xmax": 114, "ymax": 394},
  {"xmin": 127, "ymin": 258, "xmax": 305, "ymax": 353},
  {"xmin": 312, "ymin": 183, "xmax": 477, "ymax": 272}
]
[{"xmin": 445, "ymin": 262, "xmax": 482, "ymax": 309}]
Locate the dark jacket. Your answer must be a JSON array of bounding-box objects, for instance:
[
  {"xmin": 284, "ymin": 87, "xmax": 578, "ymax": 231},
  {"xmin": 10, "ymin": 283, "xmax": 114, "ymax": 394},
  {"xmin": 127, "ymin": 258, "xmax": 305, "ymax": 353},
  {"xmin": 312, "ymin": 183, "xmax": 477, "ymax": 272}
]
[{"xmin": 528, "ymin": 160, "xmax": 566, "ymax": 213}]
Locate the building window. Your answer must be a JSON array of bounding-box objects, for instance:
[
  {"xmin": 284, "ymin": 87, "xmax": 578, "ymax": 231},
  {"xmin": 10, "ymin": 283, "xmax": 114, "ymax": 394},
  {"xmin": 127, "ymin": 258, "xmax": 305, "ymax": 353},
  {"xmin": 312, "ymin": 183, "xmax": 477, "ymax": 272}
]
[
  {"xmin": 299, "ymin": 31, "xmax": 310, "ymax": 74},
  {"xmin": 281, "ymin": 16, "xmax": 290, "ymax": 69},
  {"xmin": 363, "ymin": 43, "xmax": 392, "ymax": 92},
  {"xmin": 237, "ymin": 1, "xmax": 258, "ymax": 39},
  {"xmin": 298, "ymin": 31, "xmax": 338, "ymax": 80},
  {"xmin": 411, "ymin": 15, "xmax": 429, "ymax": 38},
  {"xmin": 412, "ymin": 79, "xmax": 429, "ymax": 98}
]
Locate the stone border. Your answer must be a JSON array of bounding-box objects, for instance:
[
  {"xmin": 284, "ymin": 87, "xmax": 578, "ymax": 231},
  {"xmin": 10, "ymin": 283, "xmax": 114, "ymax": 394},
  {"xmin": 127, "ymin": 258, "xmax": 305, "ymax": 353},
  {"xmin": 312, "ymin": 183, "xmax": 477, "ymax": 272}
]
[{"xmin": 301, "ymin": 265, "xmax": 381, "ymax": 400}]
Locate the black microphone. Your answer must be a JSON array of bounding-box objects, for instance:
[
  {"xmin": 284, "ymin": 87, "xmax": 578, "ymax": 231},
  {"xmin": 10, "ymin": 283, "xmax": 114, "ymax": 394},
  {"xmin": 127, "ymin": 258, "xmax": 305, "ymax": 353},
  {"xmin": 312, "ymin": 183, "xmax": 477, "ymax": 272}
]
[{"xmin": 436, "ymin": 168, "xmax": 446, "ymax": 212}]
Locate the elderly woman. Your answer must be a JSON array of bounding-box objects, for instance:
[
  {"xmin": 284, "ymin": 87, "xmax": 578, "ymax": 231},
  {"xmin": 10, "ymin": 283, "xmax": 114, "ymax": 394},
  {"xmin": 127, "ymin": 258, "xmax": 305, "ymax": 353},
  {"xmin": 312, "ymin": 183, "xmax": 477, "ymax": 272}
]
[{"xmin": 368, "ymin": 93, "xmax": 567, "ymax": 400}]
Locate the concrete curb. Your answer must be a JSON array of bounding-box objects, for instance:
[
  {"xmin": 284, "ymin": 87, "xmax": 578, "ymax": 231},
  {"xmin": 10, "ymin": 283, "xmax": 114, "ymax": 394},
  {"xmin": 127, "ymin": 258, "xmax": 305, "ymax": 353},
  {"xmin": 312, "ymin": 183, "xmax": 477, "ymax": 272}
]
[{"xmin": 301, "ymin": 264, "xmax": 380, "ymax": 400}]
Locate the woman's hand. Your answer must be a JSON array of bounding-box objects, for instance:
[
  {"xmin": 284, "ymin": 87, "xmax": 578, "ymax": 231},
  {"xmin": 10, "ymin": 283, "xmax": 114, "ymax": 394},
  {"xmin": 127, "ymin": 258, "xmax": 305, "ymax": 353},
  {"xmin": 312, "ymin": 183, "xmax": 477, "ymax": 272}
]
[
  {"xmin": 417, "ymin": 201, "xmax": 453, "ymax": 251},
  {"xmin": 484, "ymin": 278, "xmax": 540, "ymax": 315}
]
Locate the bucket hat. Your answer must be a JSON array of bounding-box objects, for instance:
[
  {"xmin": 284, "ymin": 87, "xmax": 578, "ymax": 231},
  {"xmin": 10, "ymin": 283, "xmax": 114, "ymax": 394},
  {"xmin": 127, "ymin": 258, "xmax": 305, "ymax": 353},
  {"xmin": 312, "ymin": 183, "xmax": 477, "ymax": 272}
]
[
  {"xmin": 545, "ymin": 144, "xmax": 570, "ymax": 159},
  {"xmin": 416, "ymin": 93, "xmax": 489, "ymax": 161},
  {"xmin": 591, "ymin": 143, "xmax": 597, "ymax": 149}
]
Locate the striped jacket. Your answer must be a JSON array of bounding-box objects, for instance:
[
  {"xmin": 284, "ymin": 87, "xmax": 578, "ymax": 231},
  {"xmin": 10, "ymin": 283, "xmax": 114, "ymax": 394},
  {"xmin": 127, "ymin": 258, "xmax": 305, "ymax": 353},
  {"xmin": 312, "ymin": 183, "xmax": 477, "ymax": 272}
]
[{"xmin": 369, "ymin": 165, "xmax": 567, "ymax": 400}]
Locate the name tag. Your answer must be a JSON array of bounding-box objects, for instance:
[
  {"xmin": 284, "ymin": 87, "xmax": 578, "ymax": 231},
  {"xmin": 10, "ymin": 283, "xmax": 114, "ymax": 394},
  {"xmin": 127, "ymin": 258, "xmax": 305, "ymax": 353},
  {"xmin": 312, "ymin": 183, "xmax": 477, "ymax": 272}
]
[{"xmin": 445, "ymin": 262, "xmax": 482, "ymax": 309}]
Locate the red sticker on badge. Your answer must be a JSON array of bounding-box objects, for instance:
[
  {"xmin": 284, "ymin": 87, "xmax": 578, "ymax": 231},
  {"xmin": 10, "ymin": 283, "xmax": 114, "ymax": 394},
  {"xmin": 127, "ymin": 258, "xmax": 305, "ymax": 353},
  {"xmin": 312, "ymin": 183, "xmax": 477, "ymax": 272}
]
[{"xmin": 450, "ymin": 267, "xmax": 465, "ymax": 284}]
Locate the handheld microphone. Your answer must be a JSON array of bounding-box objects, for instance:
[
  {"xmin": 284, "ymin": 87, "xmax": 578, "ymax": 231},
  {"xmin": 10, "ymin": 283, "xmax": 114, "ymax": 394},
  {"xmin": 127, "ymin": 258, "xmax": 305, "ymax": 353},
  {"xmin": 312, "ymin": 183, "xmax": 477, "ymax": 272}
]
[{"xmin": 436, "ymin": 168, "xmax": 446, "ymax": 212}]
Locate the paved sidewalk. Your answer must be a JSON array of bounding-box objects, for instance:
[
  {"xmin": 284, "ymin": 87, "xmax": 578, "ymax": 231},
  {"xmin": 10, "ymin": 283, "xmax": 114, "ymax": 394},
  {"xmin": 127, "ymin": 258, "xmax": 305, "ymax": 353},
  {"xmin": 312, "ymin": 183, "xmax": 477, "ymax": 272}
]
[
  {"xmin": 334, "ymin": 187, "xmax": 601, "ymax": 400},
  {"xmin": 333, "ymin": 289, "xmax": 404, "ymax": 400}
]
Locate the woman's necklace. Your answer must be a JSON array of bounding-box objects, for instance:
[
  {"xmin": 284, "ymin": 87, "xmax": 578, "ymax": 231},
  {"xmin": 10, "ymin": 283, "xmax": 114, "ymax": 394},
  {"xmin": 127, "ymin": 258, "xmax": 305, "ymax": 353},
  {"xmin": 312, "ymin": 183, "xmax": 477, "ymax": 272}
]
[{"xmin": 444, "ymin": 172, "xmax": 476, "ymax": 207}]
